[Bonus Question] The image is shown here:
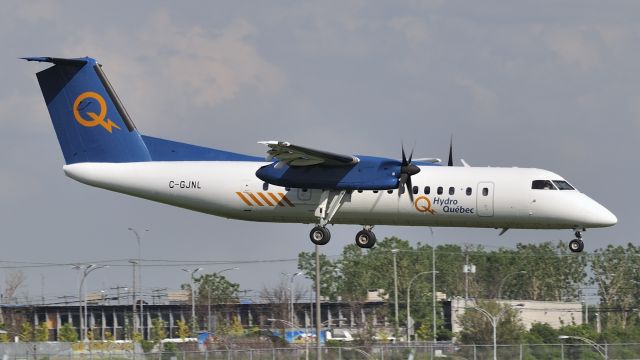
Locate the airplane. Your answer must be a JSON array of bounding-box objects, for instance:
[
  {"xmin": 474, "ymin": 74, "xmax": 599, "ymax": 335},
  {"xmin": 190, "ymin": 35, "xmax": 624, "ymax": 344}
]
[{"xmin": 23, "ymin": 56, "xmax": 617, "ymax": 252}]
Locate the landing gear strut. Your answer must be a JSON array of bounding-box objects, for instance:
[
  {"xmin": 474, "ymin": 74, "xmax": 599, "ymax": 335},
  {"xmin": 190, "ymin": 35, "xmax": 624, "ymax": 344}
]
[
  {"xmin": 309, "ymin": 226, "xmax": 331, "ymax": 245},
  {"xmin": 355, "ymin": 226, "xmax": 376, "ymax": 248},
  {"xmin": 569, "ymin": 230, "xmax": 584, "ymax": 253}
]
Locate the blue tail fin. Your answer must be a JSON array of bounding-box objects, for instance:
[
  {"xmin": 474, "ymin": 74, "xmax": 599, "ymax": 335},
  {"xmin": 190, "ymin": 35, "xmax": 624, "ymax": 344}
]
[{"xmin": 24, "ymin": 57, "xmax": 151, "ymax": 164}]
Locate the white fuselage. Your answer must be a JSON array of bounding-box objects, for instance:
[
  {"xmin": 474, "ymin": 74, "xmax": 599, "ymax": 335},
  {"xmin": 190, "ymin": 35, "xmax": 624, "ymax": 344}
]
[{"xmin": 62, "ymin": 161, "xmax": 617, "ymax": 230}]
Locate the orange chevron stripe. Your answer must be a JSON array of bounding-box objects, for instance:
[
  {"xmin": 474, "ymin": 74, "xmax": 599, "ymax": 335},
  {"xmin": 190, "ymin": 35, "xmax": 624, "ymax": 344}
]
[
  {"xmin": 247, "ymin": 192, "xmax": 264, "ymax": 206},
  {"xmin": 278, "ymin": 192, "xmax": 295, "ymax": 207},
  {"xmin": 257, "ymin": 192, "xmax": 274, "ymax": 206},
  {"xmin": 235, "ymin": 192, "xmax": 253, "ymax": 206},
  {"xmin": 268, "ymin": 192, "xmax": 285, "ymax": 206}
]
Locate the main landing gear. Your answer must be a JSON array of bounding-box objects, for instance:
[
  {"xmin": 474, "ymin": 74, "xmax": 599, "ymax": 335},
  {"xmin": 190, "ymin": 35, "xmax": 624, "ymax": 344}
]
[
  {"xmin": 309, "ymin": 226, "xmax": 331, "ymax": 246},
  {"xmin": 355, "ymin": 227, "xmax": 377, "ymax": 248},
  {"xmin": 309, "ymin": 225, "xmax": 378, "ymax": 249},
  {"xmin": 569, "ymin": 230, "xmax": 585, "ymax": 253},
  {"xmin": 309, "ymin": 190, "xmax": 377, "ymax": 248}
]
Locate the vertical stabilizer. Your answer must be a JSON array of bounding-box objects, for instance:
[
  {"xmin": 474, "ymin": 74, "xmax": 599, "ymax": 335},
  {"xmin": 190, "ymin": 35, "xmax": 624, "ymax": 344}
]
[{"xmin": 24, "ymin": 57, "xmax": 151, "ymax": 164}]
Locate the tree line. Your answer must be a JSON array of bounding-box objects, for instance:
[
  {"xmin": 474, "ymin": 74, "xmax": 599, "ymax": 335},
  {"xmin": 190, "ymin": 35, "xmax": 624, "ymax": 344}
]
[{"xmin": 297, "ymin": 237, "xmax": 640, "ymax": 341}]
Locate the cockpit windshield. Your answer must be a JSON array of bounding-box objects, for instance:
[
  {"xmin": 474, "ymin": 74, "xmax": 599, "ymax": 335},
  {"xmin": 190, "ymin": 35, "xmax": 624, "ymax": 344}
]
[
  {"xmin": 532, "ymin": 180, "xmax": 576, "ymax": 190},
  {"xmin": 552, "ymin": 180, "xmax": 575, "ymax": 190},
  {"xmin": 532, "ymin": 180, "xmax": 556, "ymax": 190}
]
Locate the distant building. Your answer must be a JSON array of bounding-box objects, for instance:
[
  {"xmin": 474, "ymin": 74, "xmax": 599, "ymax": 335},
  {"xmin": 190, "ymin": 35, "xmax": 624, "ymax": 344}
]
[
  {"xmin": 450, "ymin": 297, "xmax": 583, "ymax": 334},
  {"xmin": 1, "ymin": 299, "xmax": 397, "ymax": 341}
]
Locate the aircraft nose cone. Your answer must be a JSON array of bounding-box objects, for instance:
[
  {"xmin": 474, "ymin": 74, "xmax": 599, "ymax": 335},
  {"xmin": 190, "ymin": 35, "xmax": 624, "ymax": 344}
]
[
  {"xmin": 586, "ymin": 201, "xmax": 617, "ymax": 228},
  {"xmin": 598, "ymin": 208, "xmax": 617, "ymax": 227}
]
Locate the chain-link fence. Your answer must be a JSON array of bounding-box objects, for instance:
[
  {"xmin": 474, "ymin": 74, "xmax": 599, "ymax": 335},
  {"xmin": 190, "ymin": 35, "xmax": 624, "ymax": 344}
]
[{"xmin": 2, "ymin": 343, "xmax": 639, "ymax": 360}]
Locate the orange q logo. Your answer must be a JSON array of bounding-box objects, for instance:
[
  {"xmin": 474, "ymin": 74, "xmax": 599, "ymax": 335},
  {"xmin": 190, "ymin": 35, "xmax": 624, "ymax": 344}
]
[
  {"xmin": 73, "ymin": 91, "xmax": 120, "ymax": 133},
  {"xmin": 414, "ymin": 195, "xmax": 436, "ymax": 215}
]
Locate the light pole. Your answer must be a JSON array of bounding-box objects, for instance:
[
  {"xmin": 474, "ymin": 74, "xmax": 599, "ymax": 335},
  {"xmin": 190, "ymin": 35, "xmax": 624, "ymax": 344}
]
[
  {"xmin": 391, "ymin": 249, "xmax": 399, "ymax": 338},
  {"xmin": 315, "ymin": 244, "xmax": 321, "ymax": 360},
  {"xmin": 406, "ymin": 271, "xmax": 438, "ymax": 343},
  {"xmin": 73, "ymin": 264, "xmax": 107, "ymax": 342},
  {"xmin": 128, "ymin": 227, "xmax": 148, "ymax": 337},
  {"xmin": 497, "ymin": 271, "xmax": 527, "ymax": 300},
  {"xmin": 182, "ymin": 267, "xmax": 202, "ymax": 333},
  {"xmin": 468, "ymin": 303, "xmax": 524, "ymax": 360},
  {"xmin": 558, "ymin": 335, "xmax": 607, "ymax": 359},
  {"xmin": 208, "ymin": 267, "xmax": 239, "ymax": 331},
  {"xmin": 283, "ymin": 272, "xmax": 303, "ymax": 326}
]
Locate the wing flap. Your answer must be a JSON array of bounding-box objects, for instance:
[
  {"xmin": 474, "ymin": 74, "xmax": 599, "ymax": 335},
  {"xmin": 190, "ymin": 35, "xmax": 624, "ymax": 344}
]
[{"xmin": 259, "ymin": 141, "xmax": 359, "ymax": 167}]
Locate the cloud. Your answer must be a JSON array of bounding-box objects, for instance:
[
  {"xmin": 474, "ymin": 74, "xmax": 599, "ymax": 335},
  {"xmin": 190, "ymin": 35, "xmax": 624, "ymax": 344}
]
[
  {"xmin": 389, "ymin": 16, "xmax": 430, "ymax": 46},
  {"xmin": 545, "ymin": 27, "xmax": 602, "ymax": 71},
  {"xmin": 59, "ymin": 9, "xmax": 285, "ymax": 130}
]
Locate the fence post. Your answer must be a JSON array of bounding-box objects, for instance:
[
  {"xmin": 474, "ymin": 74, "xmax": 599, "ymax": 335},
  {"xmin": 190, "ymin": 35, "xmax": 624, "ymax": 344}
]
[
  {"xmin": 249, "ymin": 349, "xmax": 253, "ymax": 360},
  {"xmin": 272, "ymin": 348, "xmax": 275, "ymax": 360},
  {"xmin": 519, "ymin": 343, "xmax": 523, "ymax": 360},
  {"xmin": 338, "ymin": 347, "xmax": 342, "ymax": 360},
  {"xmin": 473, "ymin": 344, "xmax": 476, "ymax": 360}
]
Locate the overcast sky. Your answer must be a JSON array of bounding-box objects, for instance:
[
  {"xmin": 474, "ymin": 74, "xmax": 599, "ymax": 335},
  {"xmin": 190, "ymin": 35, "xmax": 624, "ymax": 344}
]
[{"xmin": 1, "ymin": 1, "xmax": 637, "ymax": 304}]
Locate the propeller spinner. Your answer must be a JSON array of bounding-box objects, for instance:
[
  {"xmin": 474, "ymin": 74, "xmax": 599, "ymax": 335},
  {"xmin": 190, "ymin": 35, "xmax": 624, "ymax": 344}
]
[{"xmin": 397, "ymin": 146, "xmax": 421, "ymax": 201}]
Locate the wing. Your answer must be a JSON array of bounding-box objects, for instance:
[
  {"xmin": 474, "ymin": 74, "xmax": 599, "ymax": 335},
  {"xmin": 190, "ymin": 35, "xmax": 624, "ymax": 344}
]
[{"xmin": 258, "ymin": 141, "xmax": 359, "ymax": 167}]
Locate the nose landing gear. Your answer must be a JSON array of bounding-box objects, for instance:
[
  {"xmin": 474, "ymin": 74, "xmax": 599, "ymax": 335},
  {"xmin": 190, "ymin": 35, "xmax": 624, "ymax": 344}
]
[{"xmin": 569, "ymin": 230, "xmax": 584, "ymax": 253}]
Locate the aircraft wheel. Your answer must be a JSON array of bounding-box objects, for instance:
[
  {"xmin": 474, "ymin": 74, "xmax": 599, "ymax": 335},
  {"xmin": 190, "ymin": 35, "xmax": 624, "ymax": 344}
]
[
  {"xmin": 310, "ymin": 226, "xmax": 331, "ymax": 245},
  {"xmin": 569, "ymin": 239, "xmax": 584, "ymax": 253},
  {"xmin": 355, "ymin": 230, "xmax": 377, "ymax": 248}
]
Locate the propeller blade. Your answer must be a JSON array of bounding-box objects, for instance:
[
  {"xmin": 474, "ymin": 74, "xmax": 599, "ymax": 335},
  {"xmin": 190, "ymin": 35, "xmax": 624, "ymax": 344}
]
[
  {"xmin": 398, "ymin": 173, "xmax": 408, "ymax": 194},
  {"xmin": 448, "ymin": 136, "xmax": 453, "ymax": 167},
  {"xmin": 401, "ymin": 146, "xmax": 407, "ymax": 165},
  {"xmin": 406, "ymin": 175, "xmax": 414, "ymax": 202},
  {"xmin": 408, "ymin": 146, "xmax": 414, "ymax": 164}
]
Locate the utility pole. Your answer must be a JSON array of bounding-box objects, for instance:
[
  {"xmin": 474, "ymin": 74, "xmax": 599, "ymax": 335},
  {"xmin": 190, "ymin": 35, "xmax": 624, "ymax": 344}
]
[
  {"xmin": 73, "ymin": 264, "xmax": 107, "ymax": 342},
  {"xmin": 432, "ymin": 245, "xmax": 437, "ymax": 344},
  {"xmin": 392, "ymin": 249, "xmax": 399, "ymax": 338},
  {"xmin": 315, "ymin": 244, "xmax": 321, "ymax": 360},
  {"xmin": 129, "ymin": 260, "xmax": 137, "ymax": 335},
  {"xmin": 283, "ymin": 272, "xmax": 302, "ymax": 326},
  {"xmin": 182, "ymin": 268, "xmax": 202, "ymax": 334},
  {"xmin": 128, "ymin": 228, "xmax": 148, "ymax": 338}
]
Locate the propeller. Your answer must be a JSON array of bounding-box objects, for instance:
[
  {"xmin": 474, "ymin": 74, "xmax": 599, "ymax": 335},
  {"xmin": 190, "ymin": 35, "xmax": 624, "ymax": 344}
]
[{"xmin": 397, "ymin": 145, "xmax": 421, "ymax": 201}]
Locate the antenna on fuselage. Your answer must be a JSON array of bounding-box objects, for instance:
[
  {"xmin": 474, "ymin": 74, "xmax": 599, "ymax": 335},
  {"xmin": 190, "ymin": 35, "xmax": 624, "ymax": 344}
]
[{"xmin": 448, "ymin": 136, "xmax": 454, "ymax": 167}]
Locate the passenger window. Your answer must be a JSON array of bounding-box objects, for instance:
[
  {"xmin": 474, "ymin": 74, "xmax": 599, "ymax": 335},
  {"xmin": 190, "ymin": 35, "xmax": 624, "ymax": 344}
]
[
  {"xmin": 302, "ymin": 188, "xmax": 308, "ymax": 192},
  {"xmin": 285, "ymin": 187, "xmax": 291, "ymax": 191},
  {"xmin": 262, "ymin": 183, "xmax": 269, "ymax": 191},
  {"xmin": 387, "ymin": 189, "xmax": 393, "ymax": 194},
  {"xmin": 412, "ymin": 186, "xmax": 419, "ymax": 195},
  {"xmin": 357, "ymin": 190, "xmax": 363, "ymax": 193},
  {"xmin": 373, "ymin": 190, "xmax": 379, "ymax": 193},
  {"xmin": 482, "ymin": 188, "xmax": 489, "ymax": 196},
  {"xmin": 449, "ymin": 187, "xmax": 455, "ymax": 195},
  {"xmin": 424, "ymin": 186, "xmax": 431, "ymax": 195},
  {"xmin": 553, "ymin": 180, "xmax": 575, "ymax": 190},
  {"xmin": 466, "ymin": 187, "xmax": 472, "ymax": 196},
  {"xmin": 437, "ymin": 187, "xmax": 443, "ymax": 195},
  {"xmin": 532, "ymin": 180, "xmax": 556, "ymax": 190}
]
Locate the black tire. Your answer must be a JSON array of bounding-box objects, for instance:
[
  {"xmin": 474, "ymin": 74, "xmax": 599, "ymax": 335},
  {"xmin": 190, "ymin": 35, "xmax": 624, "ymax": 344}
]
[
  {"xmin": 310, "ymin": 226, "xmax": 331, "ymax": 245},
  {"xmin": 355, "ymin": 230, "xmax": 377, "ymax": 248},
  {"xmin": 569, "ymin": 239, "xmax": 583, "ymax": 253}
]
